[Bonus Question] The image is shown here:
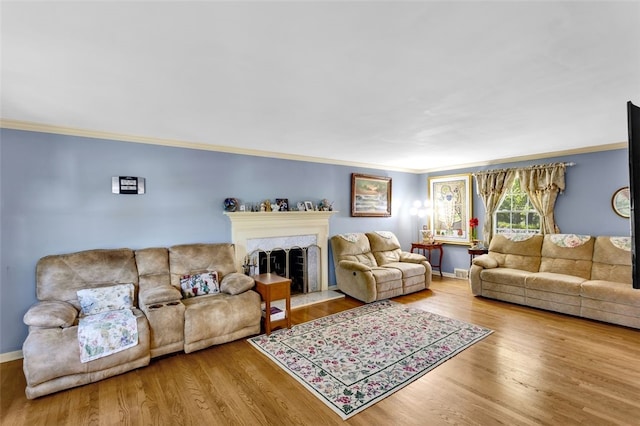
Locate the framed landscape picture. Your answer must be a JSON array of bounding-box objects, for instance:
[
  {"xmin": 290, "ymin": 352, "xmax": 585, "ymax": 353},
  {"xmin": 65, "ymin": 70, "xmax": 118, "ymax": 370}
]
[
  {"xmin": 428, "ymin": 174, "xmax": 472, "ymax": 244},
  {"xmin": 351, "ymin": 173, "xmax": 391, "ymax": 217}
]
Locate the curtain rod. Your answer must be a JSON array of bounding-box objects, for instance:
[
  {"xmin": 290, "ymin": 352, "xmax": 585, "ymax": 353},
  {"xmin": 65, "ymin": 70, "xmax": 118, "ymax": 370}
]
[{"xmin": 472, "ymin": 162, "xmax": 575, "ymax": 176}]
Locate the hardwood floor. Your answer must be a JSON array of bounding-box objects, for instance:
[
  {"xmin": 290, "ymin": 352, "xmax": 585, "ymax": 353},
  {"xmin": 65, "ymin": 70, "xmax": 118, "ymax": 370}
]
[{"xmin": 2, "ymin": 277, "xmax": 640, "ymax": 425}]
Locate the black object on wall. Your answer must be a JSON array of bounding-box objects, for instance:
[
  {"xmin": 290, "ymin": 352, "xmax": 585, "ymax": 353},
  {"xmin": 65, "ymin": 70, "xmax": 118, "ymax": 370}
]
[{"xmin": 628, "ymin": 101, "xmax": 640, "ymax": 290}]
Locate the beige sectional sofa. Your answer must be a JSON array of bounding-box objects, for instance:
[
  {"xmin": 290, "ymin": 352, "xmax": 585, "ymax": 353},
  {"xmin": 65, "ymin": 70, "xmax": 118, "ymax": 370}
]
[
  {"xmin": 330, "ymin": 231, "xmax": 432, "ymax": 303},
  {"xmin": 22, "ymin": 243, "xmax": 261, "ymax": 399},
  {"xmin": 469, "ymin": 234, "xmax": 640, "ymax": 329}
]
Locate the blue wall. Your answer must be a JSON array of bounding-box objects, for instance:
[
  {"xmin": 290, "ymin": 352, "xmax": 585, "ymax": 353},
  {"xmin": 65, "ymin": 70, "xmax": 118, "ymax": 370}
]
[
  {"xmin": 0, "ymin": 128, "xmax": 630, "ymax": 354},
  {"xmin": 419, "ymin": 149, "xmax": 631, "ymax": 275}
]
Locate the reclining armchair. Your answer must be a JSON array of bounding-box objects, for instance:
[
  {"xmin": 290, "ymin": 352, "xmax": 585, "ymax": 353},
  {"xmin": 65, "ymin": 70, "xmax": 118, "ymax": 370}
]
[{"xmin": 330, "ymin": 231, "xmax": 432, "ymax": 303}]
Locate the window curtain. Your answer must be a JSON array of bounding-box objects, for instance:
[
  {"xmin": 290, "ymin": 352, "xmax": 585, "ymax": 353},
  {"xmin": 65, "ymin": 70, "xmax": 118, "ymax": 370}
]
[
  {"xmin": 518, "ymin": 162, "xmax": 566, "ymax": 234},
  {"xmin": 474, "ymin": 168, "xmax": 516, "ymax": 246}
]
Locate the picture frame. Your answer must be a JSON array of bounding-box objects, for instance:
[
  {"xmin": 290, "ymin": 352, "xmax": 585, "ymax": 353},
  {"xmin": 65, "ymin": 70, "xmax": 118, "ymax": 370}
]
[
  {"xmin": 428, "ymin": 174, "xmax": 473, "ymax": 245},
  {"xmin": 351, "ymin": 173, "xmax": 392, "ymax": 217},
  {"xmin": 304, "ymin": 201, "xmax": 314, "ymax": 211},
  {"xmin": 612, "ymin": 187, "xmax": 630, "ymax": 218},
  {"xmin": 275, "ymin": 198, "xmax": 289, "ymax": 211}
]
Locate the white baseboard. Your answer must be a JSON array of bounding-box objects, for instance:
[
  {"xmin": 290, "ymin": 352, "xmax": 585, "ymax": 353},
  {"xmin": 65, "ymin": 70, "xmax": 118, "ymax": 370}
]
[
  {"xmin": 1, "ymin": 350, "xmax": 23, "ymax": 363},
  {"xmin": 440, "ymin": 271, "xmax": 467, "ymax": 280}
]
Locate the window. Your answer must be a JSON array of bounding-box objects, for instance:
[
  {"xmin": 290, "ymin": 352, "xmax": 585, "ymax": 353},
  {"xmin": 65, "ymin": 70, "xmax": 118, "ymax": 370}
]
[{"xmin": 494, "ymin": 177, "xmax": 541, "ymax": 235}]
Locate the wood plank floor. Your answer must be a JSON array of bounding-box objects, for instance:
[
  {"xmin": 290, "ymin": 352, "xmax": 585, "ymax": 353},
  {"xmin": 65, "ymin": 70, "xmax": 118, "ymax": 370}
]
[{"xmin": 2, "ymin": 277, "xmax": 640, "ymax": 425}]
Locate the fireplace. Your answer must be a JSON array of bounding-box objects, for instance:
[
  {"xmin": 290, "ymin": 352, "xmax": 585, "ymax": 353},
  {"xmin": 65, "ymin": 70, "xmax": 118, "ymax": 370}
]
[
  {"xmin": 245, "ymin": 244, "xmax": 320, "ymax": 295},
  {"xmin": 224, "ymin": 211, "xmax": 336, "ymax": 291}
]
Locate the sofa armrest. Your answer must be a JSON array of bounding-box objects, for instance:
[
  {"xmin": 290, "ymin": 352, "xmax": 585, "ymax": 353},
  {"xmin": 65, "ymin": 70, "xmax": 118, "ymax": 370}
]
[
  {"xmin": 469, "ymin": 254, "xmax": 497, "ymax": 296},
  {"xmin": 338, "ymin": 260, "xmax": 372, "ymax": 272},
  {"xmin": 472, "ymin": 254, "xmax": 498, "ymax": 269},
  {"xmin": 399, "ymin": 252, "xmax": 426, "ymax": 263},
  {"xmin": 23, "ymin": 301, "xmax": 77, "ymax": 328}
]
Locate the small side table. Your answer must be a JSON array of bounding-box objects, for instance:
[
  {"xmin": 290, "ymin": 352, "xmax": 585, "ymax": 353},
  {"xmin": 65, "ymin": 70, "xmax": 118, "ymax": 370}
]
[
  {"xmin": 410, "ymin": 242, "xmax": 443, "ymax": 277},
  {"xmin": 253, "ymin": 273, "xmax": 292, "ymax": 335},
  {"xmin": 468, "ymin": 247, "xmax": 489, "ymax": 266}
]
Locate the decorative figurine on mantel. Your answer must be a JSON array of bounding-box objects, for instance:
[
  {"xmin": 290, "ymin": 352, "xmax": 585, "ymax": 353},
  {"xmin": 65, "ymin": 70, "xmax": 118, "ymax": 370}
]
[
  {"xmin": 319, "ymin": 199, "xmax": 334, "ymax": 211},
  {"xmin": 223, "ymin": 198, "xmax": 239, "ymax": 212}
]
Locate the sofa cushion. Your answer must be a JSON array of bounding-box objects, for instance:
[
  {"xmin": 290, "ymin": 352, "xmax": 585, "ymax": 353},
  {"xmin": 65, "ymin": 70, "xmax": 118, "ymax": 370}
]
[
  {"xmin": 382, "ymin": 262, "xmax": 425, "ymax": 278},
  {"xmin": 180, "ymin": 272, "xmax": 220, "ymax": 298},
  {"xmin": 366, "ymin": 231, "xmax": 402, "ymax": 265},
  {"xmin": 525, "ymin": 272, "xmax": 585, "ymax": 295},
  {"xmin": 488, "ymin": 234, "xmax": 543, "ymax": 272},
  {"xmin": 220, "ymin": 272, "xmax": 255, "ymax": 295},
  {"xmin": 480, "ymin": 268, "xmax": 531, "ymax": 287},
  {"xmin": 169, "ymin": 243, "xmax": 237, "ymax": 288},
  {"xmin": 591, "ymin": 237, "xmax": 632, "ymax": 284},
  {"xmin": 581, "ymin": 280, "xmax": 640, "ymax": 307},
  {"xmin": 77, "ymin": 283, "xmax": 134, "ymax": 316},
  {"xmin": 331, "ymin": 233, "xmax": 378, "ymax": 267},
  {"xmin": 539, "ymin": 234, "xmax": 594, "ymax": 279},
  {"xmin": 36, "ymin": 248, "xmax": 139, "ymax": 305},
  {"xmin": 181, "ymin": 291, "xmax": 261, "ymax": 353}
]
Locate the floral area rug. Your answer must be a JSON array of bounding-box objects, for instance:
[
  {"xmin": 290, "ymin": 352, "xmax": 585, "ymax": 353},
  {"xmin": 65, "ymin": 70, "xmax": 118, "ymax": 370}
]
[{"xmin": 247, "ymin": 300, "xmax": 493, "ymax": 419}]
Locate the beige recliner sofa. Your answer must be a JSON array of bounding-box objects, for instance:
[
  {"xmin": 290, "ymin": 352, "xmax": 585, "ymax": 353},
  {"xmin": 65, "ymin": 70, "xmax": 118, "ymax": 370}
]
[
  {"xmin": 330, "ymin": 231, "xmax": 432, "ymax": 303},
  {"xmin": 469, "ymin": 234, "xmax": 640, "ymax": 329},
  {"xmin": 22, "ymin": 243, "xmax": 261, "ymax": 399}
]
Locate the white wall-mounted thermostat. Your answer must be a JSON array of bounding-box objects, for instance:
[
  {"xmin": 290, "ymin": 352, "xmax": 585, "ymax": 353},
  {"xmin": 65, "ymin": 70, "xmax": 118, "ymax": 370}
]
[{"xmin": 112, "ymin": 176, "xmax": 145, "ymax": 194}]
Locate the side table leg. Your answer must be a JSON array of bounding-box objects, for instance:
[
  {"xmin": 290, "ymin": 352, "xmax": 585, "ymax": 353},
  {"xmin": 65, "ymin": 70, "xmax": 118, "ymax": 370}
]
[{"xmin": 264, "ymin": 299, "xmax": 272, "ymax": 335}]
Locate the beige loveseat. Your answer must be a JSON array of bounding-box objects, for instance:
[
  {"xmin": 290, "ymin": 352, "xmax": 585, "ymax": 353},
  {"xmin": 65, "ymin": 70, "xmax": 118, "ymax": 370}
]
[
  {"xmin": 330, "ymin": 231, "xmax": 432, "ymax": 303},
  {"xmin": 22, "ymin": 243, "xmax": 261, "ymax": 399},
  {"xmin": 469, "ymin": 234, "xmax": 640, "ymax": 329}
]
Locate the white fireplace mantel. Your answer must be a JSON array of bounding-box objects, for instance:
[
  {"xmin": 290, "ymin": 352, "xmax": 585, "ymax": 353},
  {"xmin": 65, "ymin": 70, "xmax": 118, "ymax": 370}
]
[{"xmin": 224, "ymin": 211, "xmax": 338, "ymax": 290}]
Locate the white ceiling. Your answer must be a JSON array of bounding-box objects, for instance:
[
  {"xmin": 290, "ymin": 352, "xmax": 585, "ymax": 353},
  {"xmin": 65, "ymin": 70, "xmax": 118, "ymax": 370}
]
[{"xmin": 2, "ymin": 1, "xmax": 639, "ymax": 172}]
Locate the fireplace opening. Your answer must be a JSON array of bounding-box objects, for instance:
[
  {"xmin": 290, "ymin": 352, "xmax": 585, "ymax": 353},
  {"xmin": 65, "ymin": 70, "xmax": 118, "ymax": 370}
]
[{"xmin": 245, "ymin": 245, "xmax": 320, "ymax": 296}]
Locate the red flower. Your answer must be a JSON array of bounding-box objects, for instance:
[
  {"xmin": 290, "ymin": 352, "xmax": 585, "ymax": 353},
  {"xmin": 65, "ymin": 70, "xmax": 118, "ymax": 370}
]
[{"xmin": 469, "ymin": 217, "xmax": 479, "ymax": 228}]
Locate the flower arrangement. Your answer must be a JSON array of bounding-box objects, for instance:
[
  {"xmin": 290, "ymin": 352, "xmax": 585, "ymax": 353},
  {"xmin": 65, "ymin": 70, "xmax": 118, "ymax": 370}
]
[{"xmin": 469, "ymin": 217, "xmax": 479, "ymax": 241}]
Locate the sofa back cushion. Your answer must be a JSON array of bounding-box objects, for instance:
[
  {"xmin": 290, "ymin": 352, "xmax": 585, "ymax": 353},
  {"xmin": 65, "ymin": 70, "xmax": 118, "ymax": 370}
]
[
  {"xmin": 540, "ymin": 234, "xmax": 594, "ymax": 279},
  {"xmin": 488, "ymin": 234, "xmax": 543, "ymax": 272},
  {"xmin": 366, "ymin": 231, "xmax": 402, "ymax": 265},
  {"xmin": 591, "ymin": 236, "xmax": 632, "ymax": 284},
  {"xmin": 169, "ymin": 243, "xmax": 237, "ymax": 289},
  {"xmin": 330, "ymin": 233, "xmax": 377, "ymax": 267},
  {"xmin": 36, "ymin": 248, "xmax": 139, "ymax": 308}
]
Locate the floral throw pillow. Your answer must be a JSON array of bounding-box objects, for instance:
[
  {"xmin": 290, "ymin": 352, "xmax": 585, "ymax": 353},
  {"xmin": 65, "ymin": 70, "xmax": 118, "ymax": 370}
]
[
  {"xmin": 180, "ymin": 271, "xmax": 220, "ymax": 298},
  {"xmin": 77, "ymin": 283, "xmax": 134, "ymax": 316}
]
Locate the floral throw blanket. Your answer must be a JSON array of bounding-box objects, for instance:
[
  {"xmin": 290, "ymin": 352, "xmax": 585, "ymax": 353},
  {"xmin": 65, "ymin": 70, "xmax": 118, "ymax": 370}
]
[{"xmin": 78, "ymin": 309, "xmax": 138, "ymax": 363}]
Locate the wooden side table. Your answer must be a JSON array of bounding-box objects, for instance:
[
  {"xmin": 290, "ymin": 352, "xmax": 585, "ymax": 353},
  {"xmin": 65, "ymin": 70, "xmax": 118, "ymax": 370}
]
[
  {"xmin": 468, "ymin": 247, "xmax": 489, "ymax": 266},
  {"xmin": 253, "ymin": 273, "xmax": 292, "ymax": 335},
  {"xmin": 410, "ymin": 242, "xmax": 443, "ymax": 277}
]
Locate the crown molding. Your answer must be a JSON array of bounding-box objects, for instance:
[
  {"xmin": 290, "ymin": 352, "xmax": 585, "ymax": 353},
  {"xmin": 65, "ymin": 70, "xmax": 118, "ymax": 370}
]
[
  {"xmin": 0, "ymin": 119, "xmax": 416, "ymax": 173},
  {"xmin": 1, "ymin": 119, "xmax": 627, "ymax": 174}
]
